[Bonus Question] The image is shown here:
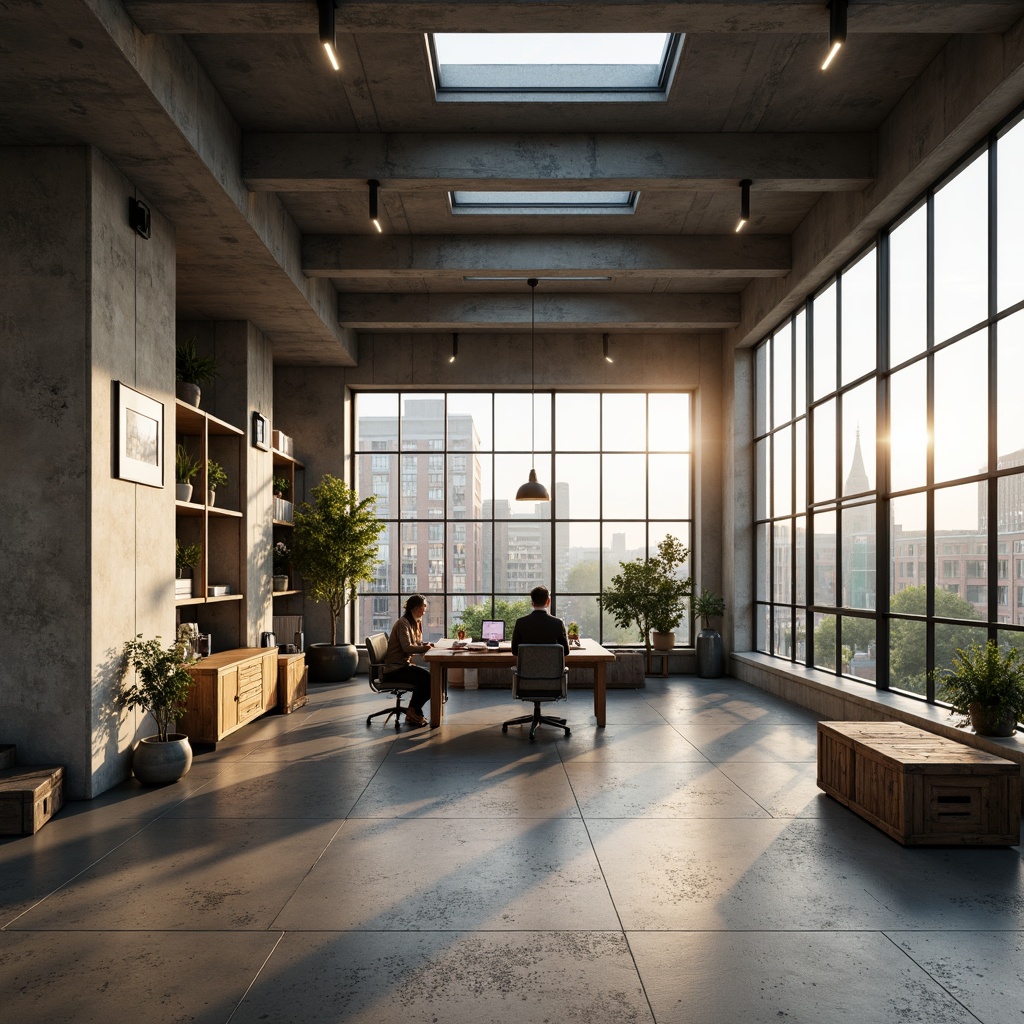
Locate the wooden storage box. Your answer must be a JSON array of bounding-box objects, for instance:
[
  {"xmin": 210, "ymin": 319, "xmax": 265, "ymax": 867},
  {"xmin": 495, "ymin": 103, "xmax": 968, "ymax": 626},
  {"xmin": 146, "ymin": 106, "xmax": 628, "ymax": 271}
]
[
  {"xmin": 277, "ymin": 653, "xmax": 308, "ymax": 714},
  {"xmin": 0, "ymin": 744, "xmax": 15, "ymax": 770},
  {"xmin": 0, "ymin": 766, "xmax": 64, "ymax": 835},
  {"xmin": 818, "ymin": 721, "xmax": 1020, "ymax": 846}
]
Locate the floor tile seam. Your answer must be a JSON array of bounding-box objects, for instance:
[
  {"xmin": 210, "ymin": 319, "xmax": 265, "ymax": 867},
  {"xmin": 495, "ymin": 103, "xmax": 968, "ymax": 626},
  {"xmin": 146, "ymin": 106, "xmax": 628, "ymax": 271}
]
[
  {"xmin": 223, "ymin": 931, "xmax": 286, "ymax": 1024},
  {"xmin": 0, "ymin": 818, "xmax": 164, "ymax": 932},
  {"xmin": 877, "ymin": 930, "xmax": 987, "ymax": 1024}
]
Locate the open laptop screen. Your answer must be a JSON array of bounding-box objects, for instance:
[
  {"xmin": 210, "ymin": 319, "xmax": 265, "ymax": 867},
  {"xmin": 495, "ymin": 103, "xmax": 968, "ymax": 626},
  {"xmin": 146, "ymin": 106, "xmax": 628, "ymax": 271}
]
[{"xmin": 481, "ymin": 619, "xmax": 505, "ymax": 643}]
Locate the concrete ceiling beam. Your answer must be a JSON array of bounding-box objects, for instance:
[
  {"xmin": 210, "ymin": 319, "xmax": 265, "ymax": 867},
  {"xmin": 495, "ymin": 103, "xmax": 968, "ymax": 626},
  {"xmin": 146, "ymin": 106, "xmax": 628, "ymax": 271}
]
[
  {"xmin": 125, "ymin": 1, "xmax": 1024, "ymax": 35},
  {"xmin": 336, "ymin": 292, "xmax": 740, "ymax": 330},
  {"xmin": 303, "ymin": 234, "xmax": 791, "ymax": 277},
  {"xmin": 243, "ymin": 133, "xmax": 875, "ymax": 192}
]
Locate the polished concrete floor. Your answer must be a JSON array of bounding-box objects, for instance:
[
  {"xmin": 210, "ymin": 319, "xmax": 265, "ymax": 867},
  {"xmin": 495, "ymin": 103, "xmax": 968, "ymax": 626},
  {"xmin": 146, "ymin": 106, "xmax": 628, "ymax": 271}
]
[{"xmin": 2, "ymin": 675, "xmax": 1023, "ymax": 1023}]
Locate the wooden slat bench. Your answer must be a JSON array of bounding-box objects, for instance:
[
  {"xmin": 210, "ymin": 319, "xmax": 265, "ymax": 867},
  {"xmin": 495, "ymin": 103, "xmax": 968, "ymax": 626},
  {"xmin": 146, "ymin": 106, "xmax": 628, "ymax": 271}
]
[{"xmin": 817, "ymin": 721, "xmax": 1020, "ymax": 846}]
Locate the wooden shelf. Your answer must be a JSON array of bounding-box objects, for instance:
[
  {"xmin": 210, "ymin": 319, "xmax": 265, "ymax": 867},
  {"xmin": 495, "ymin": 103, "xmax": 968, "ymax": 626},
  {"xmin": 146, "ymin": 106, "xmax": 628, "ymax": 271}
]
[
  {"xmin": 205, "ymin": 593, "xmax": 244, "ymax": 604},
  {"xmin": 272, "ymin": 518, "xmax": 293, "ymax": 528},
  {"xmin": 208, "ymin": 505, "xmax": 243, "ymax": 519},
  {"xmin": 175, "ymin": 500, "xmax": 203, "ymax": 517},
  {"xmin": 272, "ymin": 589, "xmax": 302, "ymax": 597},
  {"xmin": 272, "ymin": 447, "xmax": 303, "ymax": 469}
]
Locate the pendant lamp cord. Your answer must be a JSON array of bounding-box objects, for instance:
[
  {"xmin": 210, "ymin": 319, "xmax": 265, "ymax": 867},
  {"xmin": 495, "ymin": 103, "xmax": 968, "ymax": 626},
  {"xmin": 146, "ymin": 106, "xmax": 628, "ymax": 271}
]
[{"xmin": 529, "ymin": 277, "xmax": 537, "ymax": 460}]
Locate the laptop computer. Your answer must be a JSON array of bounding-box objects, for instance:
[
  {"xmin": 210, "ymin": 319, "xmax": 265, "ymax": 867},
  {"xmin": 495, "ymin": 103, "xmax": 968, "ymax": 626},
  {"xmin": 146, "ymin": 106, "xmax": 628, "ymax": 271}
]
[{"xmin": 480, "ymin": 619, "xmax": 505, "ymax": 647}]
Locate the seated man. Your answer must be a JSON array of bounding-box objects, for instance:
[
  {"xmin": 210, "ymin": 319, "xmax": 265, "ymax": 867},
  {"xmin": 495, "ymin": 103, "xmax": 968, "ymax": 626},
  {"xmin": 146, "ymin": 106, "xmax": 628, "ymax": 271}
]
[{"xmin": 511, "ymin": 585, "xmax": 570, "ymax": 657}]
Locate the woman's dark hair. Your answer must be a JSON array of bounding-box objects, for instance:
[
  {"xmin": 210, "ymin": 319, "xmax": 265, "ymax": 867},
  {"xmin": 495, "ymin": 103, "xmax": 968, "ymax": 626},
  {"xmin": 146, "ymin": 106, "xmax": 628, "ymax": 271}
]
[{"xmin": 403, "ymin": 594, "xmax": 426, "ymax": 623}]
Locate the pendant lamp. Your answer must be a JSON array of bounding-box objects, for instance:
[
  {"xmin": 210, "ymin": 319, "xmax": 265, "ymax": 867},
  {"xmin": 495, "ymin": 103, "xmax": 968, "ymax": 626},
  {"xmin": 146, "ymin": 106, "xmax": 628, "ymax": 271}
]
[{"xmin": 516, "ymin": 278, "xmax": 550, "ymax": 502}]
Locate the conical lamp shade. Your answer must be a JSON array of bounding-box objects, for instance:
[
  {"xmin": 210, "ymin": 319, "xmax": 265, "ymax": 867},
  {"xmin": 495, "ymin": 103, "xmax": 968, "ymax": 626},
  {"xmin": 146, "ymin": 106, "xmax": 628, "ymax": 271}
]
[{"xmin": 516, "ymin": 468, "xmax": 550, "ymax": 502}]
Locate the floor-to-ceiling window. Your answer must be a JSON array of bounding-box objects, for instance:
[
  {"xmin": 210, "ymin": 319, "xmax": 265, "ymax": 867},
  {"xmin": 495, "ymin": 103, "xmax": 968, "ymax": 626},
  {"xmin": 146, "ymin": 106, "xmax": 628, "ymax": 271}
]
[
  {"xmin": 352, "ymin": 391, "xmax": 693, "ymax": 645},
  {"xmin": 754, "ymin": 108, "xmax": 1024, "ymax": 706}
]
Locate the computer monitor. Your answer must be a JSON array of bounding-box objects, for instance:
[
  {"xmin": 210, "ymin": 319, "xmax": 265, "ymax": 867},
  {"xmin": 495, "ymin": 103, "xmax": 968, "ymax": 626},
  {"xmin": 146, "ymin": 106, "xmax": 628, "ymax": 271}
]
[{"xmin": 481, "ymin": 619, "xmax": 505, "ymax": 646}]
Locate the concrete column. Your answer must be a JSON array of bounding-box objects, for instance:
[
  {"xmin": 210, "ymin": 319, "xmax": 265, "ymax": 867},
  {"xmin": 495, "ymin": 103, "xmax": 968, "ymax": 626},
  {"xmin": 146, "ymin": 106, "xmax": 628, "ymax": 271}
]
[{"xmin": 0, "ymin": 147, "xmax": 176, "ymax": 798}]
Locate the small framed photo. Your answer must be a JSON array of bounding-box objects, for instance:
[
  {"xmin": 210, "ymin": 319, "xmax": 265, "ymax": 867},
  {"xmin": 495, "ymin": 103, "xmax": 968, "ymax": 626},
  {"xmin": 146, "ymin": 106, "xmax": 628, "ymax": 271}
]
[
  {"xmin": 116, "ymin": 382, "xmax": 164, "ymax": 487},
  {"xmin": 252, "ymin": 410, "xmax": 270, "ymax": 451}
]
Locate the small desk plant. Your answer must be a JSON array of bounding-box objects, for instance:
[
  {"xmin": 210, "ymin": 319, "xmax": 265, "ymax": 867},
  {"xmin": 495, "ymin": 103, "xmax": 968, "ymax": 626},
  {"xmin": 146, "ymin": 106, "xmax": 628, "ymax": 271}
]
[
  {"xmin": 175, "ymin": 444, "xmax": 200, "ymax": 502},
  {"xmin": 567, "ymin": 621, "xmax": 581, "ymax": 646},
  {"xmin": 120, "ymin": 634, "xmax": 197, "ymax": 784},
  {"xmin": 935, "ymin": 640, "xmax": 1024, "ymax": 737},
  {"xmin": 206, "ymin": 458, "xmax": 227, "ymax": 507},
  {"xmin": 175, "ymin": 539, "xmax": 202, "ymax": 598},
  {"xmin": 693, "ymin": 589, "xmax": 726, "ymax": 678}
]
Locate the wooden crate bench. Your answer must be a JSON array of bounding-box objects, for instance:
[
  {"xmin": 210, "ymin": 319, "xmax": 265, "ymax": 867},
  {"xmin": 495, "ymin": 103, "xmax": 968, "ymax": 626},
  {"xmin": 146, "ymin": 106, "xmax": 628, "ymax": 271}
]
[
  {"xmin": 817, "ymin": 721, "xmax": 1020, "ymax": 846},
  {"xmin": 0, "ymin": 766, "xmax": 64, "ymax": 835}
]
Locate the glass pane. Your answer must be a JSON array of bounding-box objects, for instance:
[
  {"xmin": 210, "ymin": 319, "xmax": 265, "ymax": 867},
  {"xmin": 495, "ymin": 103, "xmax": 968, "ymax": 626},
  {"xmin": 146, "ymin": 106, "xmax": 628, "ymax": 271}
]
[
  {"xmin": 795, "ymin": 419, "xmax": 806, "ymax": 512},
  {"xmin": 812, "ymin": 281, "xmax": 837, "ymax": 399},
  {"xmin": 795, "ymin": 515, "xmax": 807, "ymax": 606},
  {"xmin": 756, "ymin": 522, "xmax": 770, "ymax": 602},
  {"xmin": 756, "ymin": 437, "xmax": 769, "ymax": 520},
  {"xmin": 554, "ymin": 392, "xmax": 599, "ymax": 451},
  {"xmin": 356, "ymin": 593, "xmax": 397, "ymax": 647},
  {"xmin": 648, "ymin": 454, "xmax": 690, "ymax": 519},
  {"xmin": 773, "ymin": 605, "xmax": 793, "ymax": 658},
  {"xmin": 890, "ymin": 618, "xmax": 927, "ymax": 696},
  {"xmin": 888, "ymin": 359, "xmax": 927, "ymax": 493},
  {"xmin": 553, "ymin": 453, "xmax": 600, "ymax": 519},
  {"xmin": 814, "ymin": 509, "xmax": 837, "ymax": 607},
  {"xmin": 355, "ymin": 392, "xmax": 399, "ymax": 451},
  {"xmin": 558, "ymin": 522, "xmax": 600, "ymax": 595},
  {"xmin": 495, "ymin": 594, "xmax": 536, "ymax": 630},
  {"xmin": 773, "ymin": 322, "xmax": 792, "ymax": 427},
  {"xmin": 998, "ymin": 472, "xmax": 1024, "ymax": 576},
  {"xmin": 495, "ymin": 393, "xmax": 551, "ymax": 452},
  {"xmin": 774, "ymin": 426, "xmax": 792, "ymax": 518},
  {"xmin": 933, "ymin": 482, "xmax": 984, "ymax": 621},
  {"xmin": 447, "ymin": 393, "xmax": 492, "ymax": 450},
  {"xmin": 889, "ymin": 204, "xmax": 928, "ymax": 366},
  {"xmin": 649, "ymin": 392, "xmax": 690, "ymax": 451},
  {"xmin": 841, "ymin": 503, "xmax": 876, "ymax": 611},
  {"xmin": 934, "ymin": 330, "xmax": 988, "ymax": 483},
  {"xmin": 494, "ymin": 454, "xmax": 552, "ymax": 516},
  {"xmin": 603, "ymin": 522, "xmax": 646, "ymax": 569},
  {"xmin": 813, "ymin": 399, "xmax": 836, "ymax": 503},
  {"xmin": 400, "ymin": 394, "xmax": 444, "ymax": 450},
  {"xmin": 756, "ymin": 604, "xmax": 770, "ymax": 653},
  {"xmin": 842, "ymin": 616, "xmax": 876, "ymax": 681},
  {"xmin": 355, "ymin": 453, "xmax": 393, "ymax": 509},
  {"xmin": 934, "ymin": 624, "xmax": 989, "ymax": 686},
  {"xmin": 841, "ymin": 248, "xmax": 877, "ymax": 385},
  {"xmin": 448, "ymin": 452, "xmax": 489, "ymax": 518},
  {"xmin": 997, "ymin": 308, "xmax": 1024, "ymax": 459},
  {"xmin": 755, "ymin": 341, "xmax": 769, "ymax": 436},
  {"xmin": 448, "ymin": 593, "xmax": 487, "ymax": 638},
  {"xmin": 934, "ymin": 152, "xmax": 989, "ymax": 343},
  {"xmin": 841, "ymin": 380, "xmax": 876, "ymax": 496},
  {"xmin": 560, "ymin": 595, "xmax": 601, "ymax": 641},
  {"xmin": 794, "ymin": 309, "xmax": 807, "ymax": 412},
  {"xmin": 602, "ymin": 454, "xmax": 646, "ymax": 518},
  {"xmin": 773, "ymin": 520, "xmax": 792, "ymax": 604},
  {"xmin": 997, "ymin": 628, "xmax": 1024, "ymax": 664},
  {"xmin": 812, "ymin": 611, "xmax": 836, "ymax": 670},
  {"xmin": 891, "ymin": 492, "xmax": 927, "ymax": 612},
  {"xmin": 997, "ymin": 116, "xmax": 1024, "ymax": 312},
  {"xmin": 649, "ymin": 522, "xmax": 690, "ymax": 563},
  {"xmin": 603, "ymin": 393, "xmax": 646, "ymax": 451}
]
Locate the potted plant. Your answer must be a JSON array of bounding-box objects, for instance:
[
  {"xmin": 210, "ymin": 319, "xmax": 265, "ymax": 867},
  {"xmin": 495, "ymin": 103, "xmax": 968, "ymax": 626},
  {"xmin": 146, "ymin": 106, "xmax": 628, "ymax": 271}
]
[
  {"xmin": 120, "ymin": 634, "xmax": 197, "ymax": 784},
  {"xmin": 273, "ymin": 476, "xmax": 290, "ymax": 499},
  {"xmin": 206, "ymin": 458, "xmax": 227, "ymax": 507},
  {"xmin": 175, "ymin": 336, "xmax": 218, "ymax": 407},
  {"xmin": 175, "ymin": 443, "xmax": 201, "ymax": 502},
  {"xmin": 292, "ymin": 474, "xmax": 384, "ymax": 682},
  {"xmin": 567, "ymin": 620, "xmax": 580, "ymax": 646},
  {"xmin": 601, "ymin": 535, "xmax": 692, "ymax": 671},
  {"xmin": 934, "ymin": 640, "xmax": 1024, "ymax": 737},
  {"xmin": 272, "ymin": 540, "xmax": 291, "ymax": 591},
  {"xmin": 693, "ymin": 588, "xmax": 726, "ymax": 678},
  {"xmin": 175, "ymin": 539, "xmax": 202, "ymax": 599}
]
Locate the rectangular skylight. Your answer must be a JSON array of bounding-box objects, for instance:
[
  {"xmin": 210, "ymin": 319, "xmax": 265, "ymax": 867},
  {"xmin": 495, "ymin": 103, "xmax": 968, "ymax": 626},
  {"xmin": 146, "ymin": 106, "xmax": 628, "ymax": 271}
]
[
  {"xmin": 450, "ymin": 190, "xmax": 639, "ymax": 216},
  {"xmin": 428, "ymin": 32, "xmax": 681, "ymax": 101}
]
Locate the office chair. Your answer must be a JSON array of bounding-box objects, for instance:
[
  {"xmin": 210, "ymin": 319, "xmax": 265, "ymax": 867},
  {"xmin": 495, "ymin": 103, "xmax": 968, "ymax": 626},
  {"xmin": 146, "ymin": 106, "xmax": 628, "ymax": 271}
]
[
  {"xmin": 365, "ymin": 632, "xmax": 416, "ymax": 729},
  {"xmin": 502, "ymin": 644, "xmax": 570, "ymax": 741}
]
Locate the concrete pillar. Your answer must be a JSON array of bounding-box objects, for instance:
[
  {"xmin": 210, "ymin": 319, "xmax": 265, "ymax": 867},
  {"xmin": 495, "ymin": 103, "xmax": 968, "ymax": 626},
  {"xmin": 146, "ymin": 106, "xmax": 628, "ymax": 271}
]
[{"xmin": 0, "ymin": 147, "xmax": 176, "ymax": 798}]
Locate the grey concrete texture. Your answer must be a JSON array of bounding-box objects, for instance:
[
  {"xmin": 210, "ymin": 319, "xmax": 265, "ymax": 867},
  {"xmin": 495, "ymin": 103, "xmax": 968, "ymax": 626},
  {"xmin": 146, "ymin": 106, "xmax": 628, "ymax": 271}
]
[{"xmin": 1, "ymin": 675, "xmax": 1021, "ymax": 1024}]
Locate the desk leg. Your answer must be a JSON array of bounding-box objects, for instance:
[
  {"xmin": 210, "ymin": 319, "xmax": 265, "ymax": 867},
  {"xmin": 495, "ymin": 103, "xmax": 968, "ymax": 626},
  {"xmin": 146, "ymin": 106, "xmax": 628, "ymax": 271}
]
[
  {"xmin": 594, "ymin": 663, "xmax": 606, "ymax": 728},
  {"xmin": 430, "ymin": 663, "xmax": 444, "ymax": 727}
]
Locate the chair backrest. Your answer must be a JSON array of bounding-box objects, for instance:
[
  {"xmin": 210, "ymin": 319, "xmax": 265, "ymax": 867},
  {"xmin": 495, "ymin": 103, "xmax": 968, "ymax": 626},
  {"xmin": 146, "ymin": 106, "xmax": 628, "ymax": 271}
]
[
  {"xmin": 513, "ymin": 644, "xmax": 567, "ymax": 701},
  {"xmin": 365, "ymin": 633, "xmax": 389, "ymax": 691}
]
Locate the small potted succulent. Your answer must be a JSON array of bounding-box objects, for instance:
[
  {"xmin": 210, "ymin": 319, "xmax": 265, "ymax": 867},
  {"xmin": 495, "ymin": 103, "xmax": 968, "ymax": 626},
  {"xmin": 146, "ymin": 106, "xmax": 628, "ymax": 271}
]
[
  {"xmin": 934, "ymin": 640, "xmax": 1024, "ymax": 737},
  {"xmin": 273, "ymin": 540, "xmax": 291, "ymax": 591},
  {"xmin": 175, "ymin": 444, "xmax": 201, "ymax": 502},
  {"xmin": 175, "ymin": 336, "xmax": 218, "ymax": 408},
  {"xmin": 206, "ymin": 458, "xmax": 227, "ymax": 507},
  {"xmin": 120, "ymin": 634, "xmax": 197, "ymax": 784},
  {"xmin": 175, "ymin": 539, "xmax": 202, "ymax": 598}
]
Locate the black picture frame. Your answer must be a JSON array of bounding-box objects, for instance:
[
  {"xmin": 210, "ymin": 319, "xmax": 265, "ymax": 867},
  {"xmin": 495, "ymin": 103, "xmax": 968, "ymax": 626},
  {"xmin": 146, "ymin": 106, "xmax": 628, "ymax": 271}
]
[{"xmin": 252, "ymin": 410, "xmax": 270, "ymax": 451}]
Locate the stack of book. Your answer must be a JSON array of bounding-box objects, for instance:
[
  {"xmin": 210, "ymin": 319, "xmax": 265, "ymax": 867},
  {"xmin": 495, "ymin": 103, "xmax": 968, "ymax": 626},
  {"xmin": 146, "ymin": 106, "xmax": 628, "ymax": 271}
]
[{"xmin": 175, "ymin": 579, "xmax": 193, "ymax": 599}]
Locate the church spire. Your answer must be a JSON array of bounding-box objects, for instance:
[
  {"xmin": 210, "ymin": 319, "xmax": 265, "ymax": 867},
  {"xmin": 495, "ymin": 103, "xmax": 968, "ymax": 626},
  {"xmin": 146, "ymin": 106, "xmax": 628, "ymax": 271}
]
[{"xmin": 845, "ymin": 426, "xmax": 870, "ymax": 494}]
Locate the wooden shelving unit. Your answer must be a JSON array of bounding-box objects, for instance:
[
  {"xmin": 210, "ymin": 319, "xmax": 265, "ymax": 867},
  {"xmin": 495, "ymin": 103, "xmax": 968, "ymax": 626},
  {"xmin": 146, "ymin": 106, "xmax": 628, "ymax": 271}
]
[{"xmin": 272, "ymin": 442, "xmax": 303, "ymax": 597}]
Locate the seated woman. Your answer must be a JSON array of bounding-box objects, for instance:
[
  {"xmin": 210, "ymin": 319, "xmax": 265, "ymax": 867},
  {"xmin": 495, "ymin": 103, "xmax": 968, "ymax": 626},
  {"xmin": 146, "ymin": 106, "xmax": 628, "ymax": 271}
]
[{"xmin": 382, "ymin": 594, "xmax": 434, "ymax": 727}]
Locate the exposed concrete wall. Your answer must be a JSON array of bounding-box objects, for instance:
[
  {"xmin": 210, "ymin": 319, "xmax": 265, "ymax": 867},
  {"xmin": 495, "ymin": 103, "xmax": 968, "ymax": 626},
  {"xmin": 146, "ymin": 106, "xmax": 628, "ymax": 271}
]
[
  {"xmin": 0, "ymin": 147, "xmax": 176, "ymax": 798},
  {"xmin": 725, "ymin": 346, "xmax": 755, "ymax": 654},
  {"xmin": 276, "ymin": 330, "xmax": 727, "ymax": 647}
]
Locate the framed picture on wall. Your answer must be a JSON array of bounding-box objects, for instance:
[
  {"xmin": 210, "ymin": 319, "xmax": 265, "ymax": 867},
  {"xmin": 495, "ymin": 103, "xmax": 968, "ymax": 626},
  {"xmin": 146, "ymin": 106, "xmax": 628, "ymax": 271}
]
[
  {"xmin": 252, "ymin": 410, "xmax": 270, "ymax": 451},
  {"xmin": 116, "ymin": 381, "xmax": 164, "ymax": 488}
]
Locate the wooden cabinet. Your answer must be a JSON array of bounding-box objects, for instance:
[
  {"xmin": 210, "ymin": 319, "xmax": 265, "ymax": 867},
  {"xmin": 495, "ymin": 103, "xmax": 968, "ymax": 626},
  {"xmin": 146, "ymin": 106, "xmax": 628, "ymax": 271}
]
[
  {"xmin": 277, "ymin": 653, "xmax": 308, "ymax": 713},
  {"xmin": 181, "ymin": 648, "xmax": 278, "ymax": 744}
]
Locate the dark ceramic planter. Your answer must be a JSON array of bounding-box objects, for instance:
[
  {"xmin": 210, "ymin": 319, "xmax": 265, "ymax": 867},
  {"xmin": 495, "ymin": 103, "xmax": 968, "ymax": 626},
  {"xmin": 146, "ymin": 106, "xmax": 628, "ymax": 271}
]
[
  {"xmin": 306, "ymin": 642, "xmax": 359, "ymax": 683},
  {"xmin": 968, "ymin": 703, "xmax": 1017, "ymax": 737},
  {"xmin": 175, "ymin": 382, "xmax": 201, "ymax": 407},
  {"xmin": 696, "ymin": 629, "xmax": 725, "ymax": 678},
  {"xmin": 132, "ymin": 734, "xmax": 193, "ymax": 785}
]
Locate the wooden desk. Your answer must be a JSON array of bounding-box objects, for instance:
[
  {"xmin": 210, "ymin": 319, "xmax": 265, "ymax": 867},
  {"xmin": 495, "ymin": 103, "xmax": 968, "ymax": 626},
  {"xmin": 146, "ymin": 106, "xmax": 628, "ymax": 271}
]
[{"xmin": 423, "ymin": 638, "xmax": 615, "ymax": 728}]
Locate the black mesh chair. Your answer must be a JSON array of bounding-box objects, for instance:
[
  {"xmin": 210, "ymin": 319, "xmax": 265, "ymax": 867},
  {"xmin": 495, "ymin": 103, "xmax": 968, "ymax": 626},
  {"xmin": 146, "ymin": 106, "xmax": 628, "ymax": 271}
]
[
  {"xmin": 365, "ymin": 632, "xmax": 415, "ymax": 729},
  {"xmin": 502, "ymin": 644, "xmax": 570, "ymax": 741}
]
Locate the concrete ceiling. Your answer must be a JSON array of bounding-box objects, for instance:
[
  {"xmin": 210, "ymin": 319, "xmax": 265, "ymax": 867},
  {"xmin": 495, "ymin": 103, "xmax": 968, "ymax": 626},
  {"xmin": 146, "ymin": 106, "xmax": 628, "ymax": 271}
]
[{"xmin": 4, "ymin": 0, "xmax": 1024, "ymax": 362}]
